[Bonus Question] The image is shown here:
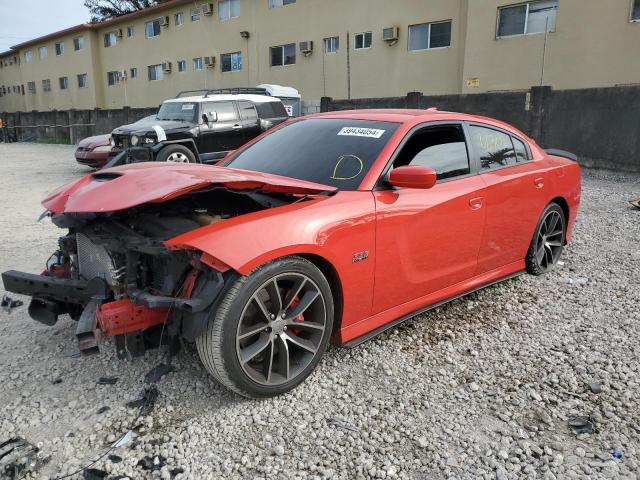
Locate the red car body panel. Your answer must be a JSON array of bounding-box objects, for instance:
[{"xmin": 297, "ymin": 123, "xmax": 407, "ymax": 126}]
[
  {"xmin": 43, "ymin": 109, "xmax": 581, "ymax": 345},
  {"xmin": 42, "ymin": 163, "xmax": 337, "ymax": 214}
]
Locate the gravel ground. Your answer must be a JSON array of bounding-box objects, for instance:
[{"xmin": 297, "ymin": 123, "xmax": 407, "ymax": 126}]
[{"xmin": 0, "ymin": 142, "xmax": 639, "ymax": 480}]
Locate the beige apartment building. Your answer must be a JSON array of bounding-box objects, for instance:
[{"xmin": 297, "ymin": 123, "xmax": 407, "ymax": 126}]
[{"xmin": 1, "ymin": 0, "xmax": 639, "ymax": 113}]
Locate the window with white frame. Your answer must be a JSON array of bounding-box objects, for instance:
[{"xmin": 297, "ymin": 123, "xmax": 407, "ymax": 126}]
[
  {"xmin": 24, "ymin": 50, "xmax": 33, "ymax": 62},
  {"xmin": 130, "ymin": 67, "xmax": 138, "ymax": 79},
  {"xmin": 39, "ymin": 46, "xmax": 48, "ymax": 60},
  {"xmin": 270, "ymin": 44, "xmax": 295, "ymax": 66},
  {"xmin": 177, "ymin": 60, "xmax": 187, "ymax": 72},
  {"xmin": 408, "ymin": 20, "xmax": 452, "ymax": 51},
  {"xmin": 219, "ymin": 0, "xmax": 240, "ymax": 20},
  {"xmin": 497, "ymin": 1, "xmax": 557, "ymax": 37},
  {"xmin": 191, "ymin": 6, "xmax": 201, "ymax": 21},
  {"xmin": 104, "ymin": 32, "xmax": 117, "ymax": 47},
  {"xmin": 27, "ymin": 81, "xmax": 36, "ymax": 93},
  {"xmin": 74, "ymin": 36, "xmax": 85, "ymax": 51},
  {"xmin": 221, "ymin": 51, "xmax": 242, "ymax": 72},
  {"xmin": 55, "ymin": 42, "xmax": 64, "ymax": 55},
  {"xmin": 59, "ymin": 76, "xmax": 68, "ymax": 89},
  {"xmin": 77, "ymin": 73, "xmax": 88, "ymax": 88},
  {"xmin": 354, "ymin": 32, "xmax": 372, "ymax": 49},
  {"xmin": 145, "ymin": 19, "xmax": 161, "ymax": 37},
  {"xmin": 323, "ymin": 36, "xmax": 339, "ymax": 53},
  {"xmin": 127, "ymin": 26, "xmax": 135, "ymax": 37},
  {"xmin": 107, "ymin": 71, "xmax": 121, "ymax": 86},
  {"xmin": 632, "ymin": 0, "xmax": 640, "ymax": 20},
  {"xmin": 193, "ymin": 57, "xmax": 204, "ymax": 70},
  {"xmin": 175, "ymin": 12, "xmax": 184, "ymax": 26},
  {"xmin": 148, "ymin": 64, "xmax": 163, "ymax": 81},
  {"xmin": 42, "ymin": 79, "xmax": 51, "ymax": 92},
  {"xmin": 270, "ymin": 0, "xmax": 295, "ymax": 7}
]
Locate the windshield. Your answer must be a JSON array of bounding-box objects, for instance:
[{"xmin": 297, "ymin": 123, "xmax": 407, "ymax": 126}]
[
  {"xmin": 156, "ymin": 102, "xmax": 198, "ymax": 122},
  {"xmin": 225, "ymin": 119, "xmax": 399, "ymax": 190}
]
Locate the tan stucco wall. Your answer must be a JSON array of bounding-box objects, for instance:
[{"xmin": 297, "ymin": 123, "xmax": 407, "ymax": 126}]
[
  {"xmin": 462, "ymin": 0, "xmax": 640, "ymax": 93},
  {"xmin": 2, "ymin": 0, "xmax": 640, "ymax": 113}
]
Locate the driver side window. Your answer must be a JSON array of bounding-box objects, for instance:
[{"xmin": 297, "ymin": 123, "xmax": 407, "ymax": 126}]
[{"xmin": 393, "ymin": 125, "xmax": 470, "ymax": 180}]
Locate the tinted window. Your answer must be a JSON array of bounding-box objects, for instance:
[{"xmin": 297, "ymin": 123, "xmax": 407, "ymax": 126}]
[
  {"xmin": 394, "ymin": 125, "xmax": 469, "ymax": 180},
  {"xmin": 469, "ymin": 125, "xmax": 517, "ymax": 170},
  {"xmin": 238, "ymin": 101, "xmax": 258, "ymax": 122},
  {"xmin": 202, "ymin": 101, "xmax": 238, "ymax": 123},
  {"xmin": 256, "ymin": 102, "xmax": 287, "ymax": 119},
  {"xmin": 225, "ymin": 119, "xmax": 399, "ymax": 190},
  {"xmin": 512, "ymin": 136, "xmax": 530, "ymax": 162}
]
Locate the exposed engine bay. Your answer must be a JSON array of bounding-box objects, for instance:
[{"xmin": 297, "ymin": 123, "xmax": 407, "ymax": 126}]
[{"xmin": 2, "ymin": 186, "xmax": 302, "ymax": 358}]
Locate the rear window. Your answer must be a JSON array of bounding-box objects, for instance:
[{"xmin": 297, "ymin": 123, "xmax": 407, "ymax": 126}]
[
  {"xmin": 256, "ymin": 101, "xmax": 287, "ymax": 119},
  {"xmin": 225, "ymin": 118, "xmax": 399, "ymax": 190}
]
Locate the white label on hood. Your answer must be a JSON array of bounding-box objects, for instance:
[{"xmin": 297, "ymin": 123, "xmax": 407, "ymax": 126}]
[
  {"xmin": 338, "ymin": 127, "xmax": 385, "ymax": 139},
  {"xmin": 152, "ymin": 125, "xmax": 167, "ymax": 142}
]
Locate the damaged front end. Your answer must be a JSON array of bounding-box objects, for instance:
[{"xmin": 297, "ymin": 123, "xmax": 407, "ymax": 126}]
[{"xmin": 3, "ymin": 210, "xmax": 229, "ymax": 358}]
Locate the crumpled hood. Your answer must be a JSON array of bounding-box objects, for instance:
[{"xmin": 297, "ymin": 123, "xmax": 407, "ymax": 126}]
[
  {"xmin": 42, "ymin": 163, "xmax": 337, "ymax": 214},
  {"xmin": 112, "ymin": 116, "xmax": 191, "ymax": 136}
]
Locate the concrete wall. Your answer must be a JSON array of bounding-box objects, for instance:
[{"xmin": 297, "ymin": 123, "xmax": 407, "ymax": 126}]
[
  {"xmin": 1, "ymin": 107, "xmax": 156, "ymax": 144},
  {"xmin": 322, "ymin": 85, "xmax": 640, "ymax": 173}
]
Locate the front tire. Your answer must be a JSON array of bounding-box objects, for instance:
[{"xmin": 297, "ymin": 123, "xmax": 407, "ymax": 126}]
[
  {"xmin": 156, "ymin": 144, "xmax": 197, "ymax": 163},
  {"xmin": 525, "ymin": 202, "xmax": 566, "ymax": 275},
  {"xmin": 197, "ymin": 256, "xmax": 334, "ymax": 398}
]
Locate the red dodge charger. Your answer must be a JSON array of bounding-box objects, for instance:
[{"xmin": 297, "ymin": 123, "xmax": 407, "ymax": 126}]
[{"xmin": 2, "ymin": 109, "xmax": 580, "ymax": 398}]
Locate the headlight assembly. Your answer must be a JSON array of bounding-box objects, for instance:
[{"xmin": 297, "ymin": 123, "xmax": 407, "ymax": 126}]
[{"xmin": 131, "ymin": 135, "xmax": 139, "ymax": 146}]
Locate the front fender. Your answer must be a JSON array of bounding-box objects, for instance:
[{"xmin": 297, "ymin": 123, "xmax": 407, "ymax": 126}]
[{"xmin": 165, "ymin": 191, "xmax": 377, "ymax": 331}]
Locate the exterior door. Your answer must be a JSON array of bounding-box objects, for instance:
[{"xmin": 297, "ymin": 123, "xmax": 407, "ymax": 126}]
[
  {"xmin": 237, "ymin": 101, "xmax": 261, "ymax": 144},
  {"xmin": 466, "ymin": 124, "xmax": 550, "ymax": 273},
  {"xmin": 372, "ymin": 124, "xmax": 487, "ymax": 314},
  {"xmin": 198, "ymin": 101, "xmax": 244, "ymax": 154}
]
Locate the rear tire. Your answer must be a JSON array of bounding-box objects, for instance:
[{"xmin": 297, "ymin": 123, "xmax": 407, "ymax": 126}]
[
  {"xmin": 156, "ymin": 144, "xmax": 197, "ymax": 163},
  {"xmin": 525, "ymin": 202, "xmax": 566, "ymax": 275},
  {"xmin": 196, "ymin": 256, "xmax": 334, "ymax": 398}
]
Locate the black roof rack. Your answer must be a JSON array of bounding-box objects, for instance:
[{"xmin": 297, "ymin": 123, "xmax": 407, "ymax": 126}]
[{"xmin": 175, "ymin": 87, "xmax": 270, "ymax": 99}]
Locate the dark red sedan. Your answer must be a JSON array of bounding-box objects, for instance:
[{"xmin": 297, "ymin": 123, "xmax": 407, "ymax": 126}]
[
  {"xmin": 3, "ymin": 109, "xmax": 581, "ymax": 398},
  {"xmin": 74, "ymin": 134, "xmax": 116, "ymax": 168}
]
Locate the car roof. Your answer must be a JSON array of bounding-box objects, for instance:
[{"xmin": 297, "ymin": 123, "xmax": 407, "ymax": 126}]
[
  {"xmin": 164, "ymin": 94, "xmax": 281, "ymax": 104},
  {"xmin": 305, "ymin": 109, "xmax": 529, "ymax": 138}
]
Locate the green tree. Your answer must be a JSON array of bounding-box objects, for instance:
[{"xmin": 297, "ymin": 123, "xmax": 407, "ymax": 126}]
[{"xmin": 84, "ymin": 0, "xmax": 161, "ymax": 22}]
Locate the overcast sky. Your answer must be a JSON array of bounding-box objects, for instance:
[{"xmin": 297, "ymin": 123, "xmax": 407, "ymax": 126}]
[{"xmin": 0, "ymin": 0, "xmax": 90, "ymax": 52}]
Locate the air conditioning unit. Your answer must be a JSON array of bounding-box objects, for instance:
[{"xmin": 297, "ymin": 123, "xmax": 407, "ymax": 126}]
[
  {"xmin": 204, "ymin": 56, "xmax": 216, "ymax": 68},
  {"xmin": 299, "ymin": 41, "xmax": 314, "ymax": 55},
  {"xmin": 162, "ymin": 61, "xmax": 172, "ymax": 73},
  {"xmin": 116, "ymin": 28, "xmax": 124, "ymax": 38},
  {"xmin": 383, "ymin": 26, "xmax": 399, "ymax": 43},
  {"xmin": 202, "ymin": 3, "xmax": 214, "ymax": 15},
  {"xmin": 121, "ymin": 70, "xmax": 128, "ymax": 79},
  {"xmin": 159, "ymin": 15, "xmax": 170, "ymax": 27}
]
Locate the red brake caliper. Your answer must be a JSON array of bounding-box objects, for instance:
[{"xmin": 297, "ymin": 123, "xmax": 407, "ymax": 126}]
[{"xmin": 287, "ymin": 294, "xmax": 305, "ymax": 335}]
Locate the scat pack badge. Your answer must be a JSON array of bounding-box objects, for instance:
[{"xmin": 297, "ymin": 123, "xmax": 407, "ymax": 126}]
[{"xmin": 352, "ymin": 251, "xmax": 369, "ymax": 263}]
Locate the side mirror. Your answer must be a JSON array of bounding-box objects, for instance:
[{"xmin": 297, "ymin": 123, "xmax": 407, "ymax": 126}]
[
  {"xmin": 202, "ymin": 112, "xmax": 218, "ymax": 126},
  {"xmin": 388, "ymin": 166, "xmax": 437, "ymax": 189}
]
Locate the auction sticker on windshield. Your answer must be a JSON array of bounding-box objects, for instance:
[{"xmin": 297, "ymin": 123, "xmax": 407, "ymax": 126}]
[{"xmin": 338, "ymin": 127, "xmax": 386, "ymax": 139}]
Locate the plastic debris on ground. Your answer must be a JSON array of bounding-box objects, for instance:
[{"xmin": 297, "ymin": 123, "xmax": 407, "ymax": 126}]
[
  {"xmin": 568, "ymin": 415, "xmax": 595, "ymax": 434},
  {"xmin": 97, "ymin": 376, "xmax": 119, "ymax": 385},
  {"xmin": 111, "ymin": 430, "xmax": 133, "ymax": 449},
  {"xmin": 126, "ymin": 387, "xmax": 159, "ymax": 416},
  {"xmin": 1, "ymin": 294, "xmax": 24, "ymax": 314},
  {"xmin": 144, "ymin": 363, "xmax": 175, "ymax": 383}
]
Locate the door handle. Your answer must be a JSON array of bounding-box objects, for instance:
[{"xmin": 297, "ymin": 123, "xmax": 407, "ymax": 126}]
[
  {"xmin": 469, "ymin": 197, "xmax": 484, "ymax": 210},
  {"xmin": 232, "ymin": 124, "xmax": 242, "ymax": 130},
  {"xmin": 534, "ymin": 177, "xmax": 545, "ymax": 189}
]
